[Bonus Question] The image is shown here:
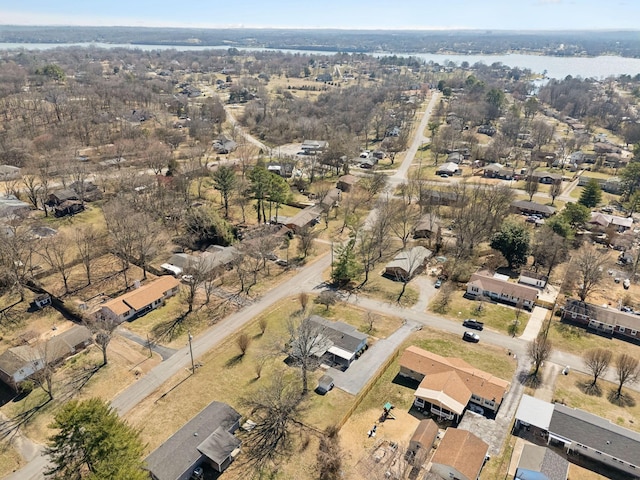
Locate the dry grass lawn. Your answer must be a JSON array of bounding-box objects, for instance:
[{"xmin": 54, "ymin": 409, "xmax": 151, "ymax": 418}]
[
  {"xmin": 429, "ymin": 289, "xmax": 530, "ymax": 335},
  {"xmin": 1, "ymin": 334, "xmax": 161, "ymax": 445},
  {"xmin": 0, "ymin": 440, "xmax": 25, "ymax": 478},
  {"xmin": 553, "ymin": 370, "xmax": 640, "ymax": 433},
  {"xmin": 339, "ymin": 328, "xmax": 516, "ymax": 480}
]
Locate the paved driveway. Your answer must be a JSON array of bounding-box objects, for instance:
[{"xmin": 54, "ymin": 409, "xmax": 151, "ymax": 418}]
[{"xmin": 328, "ymin": 320, "xmax": 421, "ymax": 395}]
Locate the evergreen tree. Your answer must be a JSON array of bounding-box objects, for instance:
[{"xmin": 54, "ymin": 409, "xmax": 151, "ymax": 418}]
[
  {"xmin": 331, "ymin": 238, "xmax": 360, "ymax": 286},
  {"xmin": 578, "ymin": 178, "xmax": 602, "ymax": 208},
  {"xmin": 490, "ymin": 221, "xmax": 530, "ymax": 269},
  {"xmin": 212, "ymin": 165, "xmax": 237, "ymax": 218},
  {"xmin": 45, "ymin": 398, "xmax": 146, "ymax": 480}
]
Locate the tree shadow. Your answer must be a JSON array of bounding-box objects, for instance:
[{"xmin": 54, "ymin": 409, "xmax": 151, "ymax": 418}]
[
  {"xmin": 152, "ymin": 311, "xmax": 190, "ymax": 342},
  {"xmin": 225, "ymin": 354, "xmax": 244, "ymax": 368},
  {"xmin": 0, "ymin": 399, "xmax": 51, "ymax": 441},
  {"xmin": 577, "ymin": 381, "xmax": 602, "ymax": 397},
  {"xmin": 518, "ymin": 371, "xmax": 542, "ymax": 389},
  {"xmin": 58, "ymin": 364, "xmax": 102, "ymax": 401},
  {"xmin": 607, "ymin": 389, "xmax": 637, "ymax": 407}
]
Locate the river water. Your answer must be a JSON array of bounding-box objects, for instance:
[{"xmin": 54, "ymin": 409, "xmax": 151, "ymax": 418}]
[{"xmin": 2, "ymin": 42, "xmax": 640, "ymax": 79}]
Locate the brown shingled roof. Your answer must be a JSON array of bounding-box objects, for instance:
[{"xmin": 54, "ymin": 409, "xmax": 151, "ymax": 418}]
[
  {"xmin": 102, "ymin": 276, "xmax": 180, "ymax": 315},
  {"xmin": 431, "ymin": 428, "xmax": 488, "ymax": 480},
  {"xmin": 399, "ymin": 346, "xmax": 509, "ymax": 405}
]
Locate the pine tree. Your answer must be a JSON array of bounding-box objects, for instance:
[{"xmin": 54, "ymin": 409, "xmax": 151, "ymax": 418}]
[
  {"xmin": 578, "ymin": 178, "xmax": 602, "ymax": 208},
  {"xmin": 45, "ymin": 398, "xmax": 147, "ymax": 480},
  {"xmin": 331, "ymin": 238, "xmax": 360, "ymax": 286}
]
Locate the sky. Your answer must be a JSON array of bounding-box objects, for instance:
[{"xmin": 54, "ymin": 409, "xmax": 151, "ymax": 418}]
[{"xmin": 1, "ymin": 0, "xmax": 639, "ymax": 31}]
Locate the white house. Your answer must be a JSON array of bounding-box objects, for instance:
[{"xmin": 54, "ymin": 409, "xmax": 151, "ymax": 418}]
[
  {"xmin": 467, "ymin": 272, "xmax": 538, "ymax": 310},
  {"xmin": 518, "ymin": 271, "xmax": 548, "ymax": 289}
]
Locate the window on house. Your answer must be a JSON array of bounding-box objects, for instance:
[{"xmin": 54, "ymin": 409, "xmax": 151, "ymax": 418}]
[
  {"xmin": 620, "ymin": 327, "xmax": 625, "ymax": 333},
  {"xmin": 572, "ymin": 312, "xmax": 577, "ymax": 319},
  {"xmin": 632, "ymin": 330, "xmax": 637, "ymax": 336}
]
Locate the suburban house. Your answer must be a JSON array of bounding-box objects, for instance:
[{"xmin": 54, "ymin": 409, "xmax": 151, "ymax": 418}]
[
  {"xmin": 413, "ymin": 213, "xmax": 442, "ymax": 239},
  {"xmin": 447, "ymin": 152, "xmax": 464, "ymax": 164},
  {"xmin": 0, "ymin": 165, "xmax": 21, "ymax": 180},
  {"xmin": 0, "ymin": 325, "xmax": 92, "ymax": 391},
  {"xmin": 466, "ymin": 272, "xmax": 539, "ymax": 310},
  {"xmin": 519, "ymin": 271, "xmax": 548, "ymax": 289},
  {"xmin": 477, "ymin": 125, "xmax": 496, "ymax": 136},
  {"xmin": 511, "ymin": 201, "xmax": 556, "ymax": 217},
  {"xmin": 283, "ymin": 205, "xmax": 323, "ymax": 233},
  {"xmin": 336, "ymin": 174, "xmax": 359, "ymax": 192},
  {"xmin": 570, "ymin": 151, "xmax": 596, "ymax": 165},
  {"xmin": 266, "ymin": 162, "xmax": 294, "ymax": 178},
  {"xmin": 213, "ymin": 136, "xmax": 237, "ymax": 154},
  {"xmin": 515, "ymin": 444, "xmax": 569, "ymax": 480},
  {"xmin": 54, "ymin": 200, "xmax": 84, "ymax": 217},
  {"xmin": 578, "ymin": 175, "xmax": 623, "ymax": 194},
  {"xmin": 384, "ymin": 246, "xmax": 432, "ymax": 281},
  {"xmin": 399, "ymin": 346, "xmax": 510, "ymax": 422},
  {"xmin": 436, "ymin": 162, "xmax": 460, "ymax": 176},
  {"xmin": 529, "ymin": 171, "xmax": 563, "ymax": 185},
  {"xmin": 0, "ymin": 346, "xmax": 44, "ymax": 391},
  {"xmin": 561, "ymin": 299, "xmax": 640, "ymax": 343},
  {"xmin": 301, "ymin": 140, "xmax": 328, "ymax": 155},
  {"xmin": 588, "ymin": 212, "xmax": 633, "ymax": 232},
  {"xmin": 320, "ymin": 188, "xmax": 341, "ymax": 211},
  {"xmin": 0, "ymin": 195, "xmax": 31, "ymax": 218},
  {"xmin": 407, "ymin": 419, "xmax": 439, "ymax": 465},
  {"xmin": 99, "ymin": 276, "xmax": 180, "ymax": 323},
  {"xmin": 430, "ymin": 428, "xmax": 489, "ymax": 480},
  {"xmin": 483, "ymin": 163, "xmax": 515, "ymax": 180},
  {"xmin": 420, "ymin": 189, "xmax": 460, "ymax": 207},
  {"xmin": 514, "ymin": 395, "xmax": 640, "ymax": 478},
  {"xmin": 161, "ymin": 247, "xmax": 238, "ymax": 277},
  {"xmin": 305, "ymin": 315, "xmax": 368, "ymax": 368},
  {"xmin": 48, "ymin": 189, "xmax": 79, "ymax": 206},
  {"xmin": 69, "ymin": 181, "xmax": 103, "ymax": 202},
  {"xmin": 145, "ymin": 401, "xmax": 242, "ymax": 480}
]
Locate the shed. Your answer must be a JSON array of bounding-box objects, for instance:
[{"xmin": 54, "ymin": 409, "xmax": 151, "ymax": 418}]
[{"xmin": 408, "ymin": 419, "xmax": 439, "ymax": 465}]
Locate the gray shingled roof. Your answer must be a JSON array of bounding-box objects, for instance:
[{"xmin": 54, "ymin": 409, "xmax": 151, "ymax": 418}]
[
  {"xmin": 307, "ymin": 315, "xmax": 368, "ymax": 354},
  {"xmin": 145, "ymin": 401, "xmax": 241, "ymax": 480},
  {"xmin": 549, "ymin": 404, "xmax": 640, "ymax": 467},
  {"xmin": 563, "ymin": 299, "xmax": 640, "ymax": 331}
]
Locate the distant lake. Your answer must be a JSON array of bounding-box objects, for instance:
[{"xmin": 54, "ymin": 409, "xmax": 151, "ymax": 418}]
[{"xmin": 3, "ymin": 42, "xmax": 640, "ymax": 79}]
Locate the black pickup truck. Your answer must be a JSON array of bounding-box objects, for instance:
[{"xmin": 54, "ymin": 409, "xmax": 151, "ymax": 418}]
[{"xmin": 462, "ymin": 319, "xmax": 484, "ymax": 331}]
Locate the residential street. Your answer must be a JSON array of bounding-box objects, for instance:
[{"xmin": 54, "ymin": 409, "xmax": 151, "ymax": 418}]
[{"xmin": 5, "ymin": 89, "xmax": 633, "ymax": 480}]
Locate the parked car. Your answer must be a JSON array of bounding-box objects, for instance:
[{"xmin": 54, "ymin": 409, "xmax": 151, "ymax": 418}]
[
  {"xmin": 462, "ymin": 319, "xmax": 484, "ymax": 331},
  {"xmin": 468, "ymin": 404, "xmax": 485, "ymax": 415},
  {"xmin": 434, "ymin": 279, "xmax": 443, "ymax": 288},
  {"xmin": 439, "ymin": 173, "xmax": 449, "ymax": 178},
  {"xmin": 462, "ymin": 331, "xmax": 480, "ymax": 343}
]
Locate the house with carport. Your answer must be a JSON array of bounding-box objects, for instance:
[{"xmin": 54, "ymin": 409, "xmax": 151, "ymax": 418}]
[
  {"xmin": 145, "ymin": 401, "xmax": 242, "ymax": 480},
  {"xmin": 514, "ymin": 395, "xmax": 640, "ymax": 478}
]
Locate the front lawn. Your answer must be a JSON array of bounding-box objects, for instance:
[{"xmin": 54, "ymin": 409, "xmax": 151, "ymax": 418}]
[{"xmin": 429, "ymin": 290, "xmax": 529, "ymax": 335}]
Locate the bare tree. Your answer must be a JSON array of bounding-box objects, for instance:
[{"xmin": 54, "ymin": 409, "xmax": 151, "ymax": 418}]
[
  {"xmin": 73, "ymin": 225, "xmax": 103, "ymax": 286},
  {"xmin": 574, "ymin": 244, "xmax": 609, "ymax": 301},
  {"xmin": 22, "ymin": 174, "xmax": 41, "ymax": 209},
  {"xmin": 359, "ymin": 172, "xmax": 388, "ymax": 202},
  {"xmin": 315, "ymin": 291, "xmax": 338, "ymax": 311},
  {"xmin": 390, "ymin": 199, "xmax": 421, "ymax": 249},
  {"xmin": 297, "ymin": 225, "xmax": 320, "ymax": 259},
  {"xmin": 85, "ymin": 314, "xmax": 120, "ymax": 367},
  {"xmin": 298, "ymin": 293, "xmax": 309, "ymax": 312},
  {"xmin": 40, "ymin": 234, "xmax": 74, "ymax": 295},
  {"xmin": 31, "ymin": 341, "xmax": 60, "ymax": 401},
  {"xmin": 355, "ymin": 228, "xmax": 379, "ymax": 288},
  {"xmin": 524, "ymin": 170, "xmax": 539, "ymax": 202},
  {"xmin": 316, "ymin": 425, "xmax": 343, "ymax": 480},
  {"xmin": 528, "ymin": 333, "xmax": 553, "ymax": 379},
  {"xmin": 241, "ymin": 370, "xmax": 304, "ymax": 468},
  {"xmin": 550, "ymin": 181, "xmax": 562, "ymax": 205},
  {"xmin": 583, "ymin": 348, "xmax": 612, "ymax": 390},
  {"xmin": 236, "ymin": 332, "xmax": 251, "ymax": 356},
  {"xmin": 287, "ymin": 315, "xmax": 332, "ymax": 393},
  {"xmin": 103, "ymin": 200, "xmax": 138, "ymax": 289},
  {"xmin": 614, "ymin": 353, "xmax": 640, "ymax": 399}
]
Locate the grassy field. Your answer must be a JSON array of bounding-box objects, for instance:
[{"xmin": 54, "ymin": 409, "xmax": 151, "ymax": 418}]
[
  {"xmin": 0, "ymin": 440, "xmax": 24, "ymax": 478},
  {"xmin": 553, "ymin": 370, "xmax": 640, "ymax": 433},
  {"xmin": 429, "ymin": 290, "xmax": 530, "ymax": 336},
  {"xmin": 357, "ymin": 273, "xmax": 420, "ymax": 308},
  {"xmin": 122, "ymin": 296, "xmax": 403, "ymax": 479}
]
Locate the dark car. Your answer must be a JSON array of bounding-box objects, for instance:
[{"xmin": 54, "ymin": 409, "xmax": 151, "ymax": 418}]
[
  {"xmin": 462, "ymin": 319, "xmax": 484, "ymax": 331},
  {"xmin": 463, "ymin": 331, "xmax": 480, "ymax": 343}
]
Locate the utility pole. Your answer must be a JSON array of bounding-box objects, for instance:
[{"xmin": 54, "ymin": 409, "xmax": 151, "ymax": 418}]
[
  {"xmin": 146, "ymin": 333, "xmax": 152, "ymax": 358},
  {"xmin": 188, "ymin": 331, "xmax": 195, "ymax": 374}
]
